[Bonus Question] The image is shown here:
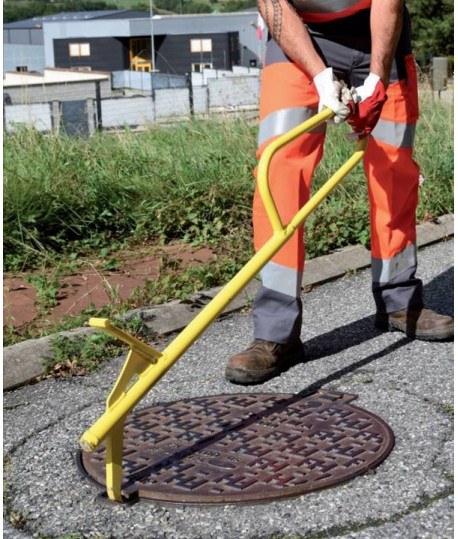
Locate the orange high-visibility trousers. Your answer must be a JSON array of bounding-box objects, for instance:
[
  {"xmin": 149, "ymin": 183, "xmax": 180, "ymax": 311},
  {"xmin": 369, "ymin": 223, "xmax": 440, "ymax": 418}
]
[{"xmin": 252, "ymin": 9, "xmax": 423, "ymax": 344}]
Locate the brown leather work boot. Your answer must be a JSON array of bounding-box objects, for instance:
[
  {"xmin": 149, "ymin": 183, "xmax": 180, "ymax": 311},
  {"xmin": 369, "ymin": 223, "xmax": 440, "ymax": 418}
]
[
  {"xmin": 375, "ymin": 306, "xmax": 454, "ymax": 341},
  {"xmin": 225, "ymin": 339, "xmax": 304, "ymax": 385}
]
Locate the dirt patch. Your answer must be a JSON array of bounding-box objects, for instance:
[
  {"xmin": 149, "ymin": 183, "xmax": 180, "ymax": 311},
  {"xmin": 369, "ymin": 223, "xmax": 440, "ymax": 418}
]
[{"xmin": 3, "ymin": 242, "xmax": 215, "ymax": 333}]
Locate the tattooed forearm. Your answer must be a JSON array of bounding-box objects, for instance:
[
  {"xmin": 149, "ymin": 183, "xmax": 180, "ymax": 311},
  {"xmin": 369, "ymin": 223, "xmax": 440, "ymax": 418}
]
[
  {"xmin": 258, "ymin": 0, "xmax": 326, "ymax": 77},
  {"xmin": 284, "ymin": 0, "xmax": 302, "ymax": 22},
  {"xmin": 271, "ymin": 0, "xmax": 283, "ymax": 42},
  {"xmin": 262, "ymin": 0, "xmax": 269, "ymax": 33},
  {"xmin": 259, "ymin": 0, "xmax": 283, "ymax": 43}
]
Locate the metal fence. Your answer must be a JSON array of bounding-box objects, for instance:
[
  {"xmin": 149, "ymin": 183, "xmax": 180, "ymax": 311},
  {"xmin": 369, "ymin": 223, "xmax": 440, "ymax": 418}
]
[{"xmin": 4, "ymin": 73, "xmax": 261, "ymax": 135}]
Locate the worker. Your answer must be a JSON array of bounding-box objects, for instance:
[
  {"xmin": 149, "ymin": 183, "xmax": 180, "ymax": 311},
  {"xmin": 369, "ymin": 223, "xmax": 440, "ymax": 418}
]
[{"xmin": 226, "ymin": 0, "xmax": 454, "ymax": 384}]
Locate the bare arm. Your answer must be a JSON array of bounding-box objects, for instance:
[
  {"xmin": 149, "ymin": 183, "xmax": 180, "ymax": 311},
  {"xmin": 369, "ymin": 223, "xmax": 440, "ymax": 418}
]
[
  {"xmin": 370, "ymin": 0, "xmax": 403, "ymax": 86},
  {"xmin": 258, "ymin": 0, "xmax": 325, "ymax": 77}
]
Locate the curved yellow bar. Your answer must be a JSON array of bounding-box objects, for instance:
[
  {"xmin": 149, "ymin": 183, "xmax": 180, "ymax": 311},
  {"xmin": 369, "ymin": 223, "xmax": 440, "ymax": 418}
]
[{"xmin": 256, "ymin": 107, "xmax": 334, "ymax": 232}]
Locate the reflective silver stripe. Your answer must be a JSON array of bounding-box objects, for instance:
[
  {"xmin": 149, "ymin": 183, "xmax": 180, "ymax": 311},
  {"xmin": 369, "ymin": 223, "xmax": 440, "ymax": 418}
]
[
  {"xmin": 261, "ymin": 261, "xmax": 302, "ymax": 297},
  {"xmin": 372, "ymin": 243, "xmax": 417, "ymax": 285},
  {"xmin": 258, "ymin": 107, "xmax": 324, "ymax": 147},
  {"xmin": 371, "ymin": 120, "xmax": 416, "ymax": 148},
  {"xmin": 294, "ymin": 0, "xmax": 365, "ymax": 13}
]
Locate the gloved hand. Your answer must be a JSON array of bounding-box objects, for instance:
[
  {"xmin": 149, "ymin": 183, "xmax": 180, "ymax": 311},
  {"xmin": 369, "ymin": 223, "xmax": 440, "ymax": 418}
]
[
  {"xmin": 313, "ymin": 67, "xmax": 351, "ymax": 124},
  {"xmin": 347, "ymin": 73, "xmax": 387, "ymax": 139}
]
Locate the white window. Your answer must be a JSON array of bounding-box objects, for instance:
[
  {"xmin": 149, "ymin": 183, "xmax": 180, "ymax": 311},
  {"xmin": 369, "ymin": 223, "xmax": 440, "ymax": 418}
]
[
  {"xmin": 69, "ymin": 43, "xmax": 91, "ymax": 57},
  {"xmin": 80, "ymin": 43, "xmax": 91, "ymax": 56},
  {"xmin": 191, "ymin": 62, "xmax": 213, "ymax": 72},
  {"xmin": 190, "ymin": 38, "xmax": 212, "ymax": 53}
]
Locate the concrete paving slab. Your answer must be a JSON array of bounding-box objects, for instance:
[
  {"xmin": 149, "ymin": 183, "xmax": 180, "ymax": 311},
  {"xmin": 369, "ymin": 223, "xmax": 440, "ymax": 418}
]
[
  {"xmin": 3, "ymin": 240, "xmax": 453, "ymax": 538},
  {"xmin": 417, "ymin": 214, "xmax": 454, "ymax": 248},
  {"xmin": 302, "ymin": 244, "xmax": 371, "ymax": 287},
  {"xmin": 3, "ymin": 327, "xmax": 96, "ymax": 391}
]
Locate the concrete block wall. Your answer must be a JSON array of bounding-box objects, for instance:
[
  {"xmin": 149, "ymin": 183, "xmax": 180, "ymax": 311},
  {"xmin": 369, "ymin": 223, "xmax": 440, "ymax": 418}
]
[
  {"xmin": 191, "ymin": 68, "xmax": 236, "ymax": 87},
  {"xmin": 5, "ymin": 79, "xmax": 112, "ymax": 105},
  {"xmin": 232, "ymin": 66, "xmax": 261, "ymax": 75},
  {"xmin": 4, "ymin": 73, "xmax": 262, "ymax": 133},
  {"xmin": 102, "ymin": 96, "xmax": 154, "ymax": 128},
  {"xmin": 112, "ymin": 70, "xmax": 187, "ymax": 91},
  {"xmin": 192, "ymin": 86, "xmax": 209, "ymax": 115},
  {"xmin": 4, "ymin": 103, "xmax": 52, "ymax": 133},
  {"xmin": 155, "ymin": 88, "xmax": 190, "ymax": 118},
  {"xmin": 208, "ymin": 76, "xmax": 260, "ymax": 109}
]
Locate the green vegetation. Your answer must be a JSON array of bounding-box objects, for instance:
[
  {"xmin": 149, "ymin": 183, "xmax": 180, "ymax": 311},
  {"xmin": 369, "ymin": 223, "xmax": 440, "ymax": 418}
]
[
  {"xmin": 150, "ymin": 0, "xmax": 211, "ymax": 13},
  {"xmin": 439, "ymin": 402, "xmax": 454, "ymax": 417},
  {"xmin": 4, "ymin": 120, "xmax": 256, "ymax": 272},
  {"xmin": 4, "ymin": 91, "xmax": 453, "ymax": 274},
  {"xmin": 3, "ymin": 0, "xmax": 257, "ymax": 22},
  {"xmin": 24, "ymin": 270, "xmax": 61, "ymax": 315},
  {"xmin": 3, "ymin": 253, "xmax": 248, "ymax": 348},
  {"xmin": 128, "ymin": 254, "xmax": 244, "ymax": 305},
  {"xmin": 3, "ymin": 0, "xmax": 117, "ymax": 24},
  {"xmin": 3, "ymin": 89, "xmax": 453, "ymax": 355},
  {"xmin": 43, "ymin": 316, "xmax": 144, "ymax": 377},
  {"xmin": 408, "ymin": 0, "xmax": 454, "ymax": 60}
]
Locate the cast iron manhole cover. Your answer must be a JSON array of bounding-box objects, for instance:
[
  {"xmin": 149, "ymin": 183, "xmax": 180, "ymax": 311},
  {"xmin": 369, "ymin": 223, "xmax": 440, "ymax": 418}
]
[{"xmin": 77, "ymin": 390, "xmax": 394, "ymax": 504}]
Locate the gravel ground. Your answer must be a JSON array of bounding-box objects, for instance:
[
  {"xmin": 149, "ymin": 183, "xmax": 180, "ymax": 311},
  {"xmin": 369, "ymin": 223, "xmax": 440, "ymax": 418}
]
[{"xmin": 3, "ymin": 240, "xmax": 453, "ymax": 538}]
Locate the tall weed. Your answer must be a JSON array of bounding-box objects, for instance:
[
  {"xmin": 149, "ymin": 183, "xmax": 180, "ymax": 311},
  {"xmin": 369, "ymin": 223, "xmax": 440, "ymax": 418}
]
[
  {"xmin": 4, "ymin": 90, "xmax": 453, "ymax": 273},
  {"xmin": 4, "ymin": 120, "xmax": 257, "ymax": 270}
]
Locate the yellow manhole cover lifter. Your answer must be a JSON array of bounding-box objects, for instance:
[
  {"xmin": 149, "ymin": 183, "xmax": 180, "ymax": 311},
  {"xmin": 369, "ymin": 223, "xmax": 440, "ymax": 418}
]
[{"xmin": 79, "ymin": 109, "xmax": 367, "ymax": 503}]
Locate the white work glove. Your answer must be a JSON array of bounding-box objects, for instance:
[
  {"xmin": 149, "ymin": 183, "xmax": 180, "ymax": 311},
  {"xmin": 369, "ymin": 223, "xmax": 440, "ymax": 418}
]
[{"xmin": 313, "ymin": 67, "xmax": 351, "ymax": 124}]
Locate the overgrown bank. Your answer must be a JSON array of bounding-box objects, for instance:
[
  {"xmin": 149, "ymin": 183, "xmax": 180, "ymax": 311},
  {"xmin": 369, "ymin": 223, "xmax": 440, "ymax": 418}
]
[
  {"xmin": 4, "ymin": 90, "xmax": 453, "ymax": 272},
  {"xmin": 3, "ymin": 89, "xmax": 453, "ymax": 346}
]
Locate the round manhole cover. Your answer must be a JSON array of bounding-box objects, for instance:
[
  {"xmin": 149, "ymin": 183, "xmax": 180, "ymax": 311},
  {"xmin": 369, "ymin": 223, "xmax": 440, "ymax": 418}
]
[{"xmin": 77, "ymin": 390, "xmax": 394, "ymax": 505}]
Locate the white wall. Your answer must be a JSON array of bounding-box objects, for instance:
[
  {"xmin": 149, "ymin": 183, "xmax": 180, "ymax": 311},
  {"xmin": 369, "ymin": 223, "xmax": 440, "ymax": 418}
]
[
  {"xmin": 5, "ymin": 103, "xmax": 53, "ymax": 132},
  {"xmin": 3, "ymin": 44, "xmax": 46, "ymax": 73},
  {"xmin": 101, "ymin": 97, "xmax": 154, "ymax": 128},
  {"xmin": 208, "ymin": 76, "xmax": 260, "ymax": 109},
  {"xmin": 155, "ymin": 88, "xmax": 189, "ymax": 118}
]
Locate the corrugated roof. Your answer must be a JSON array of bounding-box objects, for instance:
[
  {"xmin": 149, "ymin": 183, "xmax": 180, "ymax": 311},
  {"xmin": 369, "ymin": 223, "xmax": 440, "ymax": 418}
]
[
  {"xmin": 4, "ymin": 10, "xmax": 150, "ymax": 29},
  {"xmin": 3, "ymin": 68, "xmax": 110, "ymax": 87}
]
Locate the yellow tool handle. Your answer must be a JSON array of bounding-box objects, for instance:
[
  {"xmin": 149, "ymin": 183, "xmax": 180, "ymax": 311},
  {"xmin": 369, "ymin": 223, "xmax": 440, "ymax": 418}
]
[{"xmin": 257, "ymin": 107, "xmax": 335, "ymax": 232}]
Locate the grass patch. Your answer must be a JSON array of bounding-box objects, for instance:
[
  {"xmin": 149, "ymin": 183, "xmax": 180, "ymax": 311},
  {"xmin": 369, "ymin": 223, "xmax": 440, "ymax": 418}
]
[
  {"xmin": 24, "ymin": 270, "xmax": 61, "ymax": 315},
  {"xmin": 3, "ymin": 303, "xmax": 113, "ymax": 348},
  {"xmin": 4, "ymin": 95, "xmax": 453, "ymax": 274},
  {"xmin": 4, "ymin": 120, "xmax": 256, "ymax": 272},
  {"xmin": 3, "ymin": 91, "xmax": 453, "ymax": 348},
  {"xmin": 439, "ymin": 402, "xmax": 454, "ymax": 417},
  {"xmin": 42, "ymin": 316, "xmax": 145, "ymax": 378},
  {"xmin": 415, "ymin": 90, "xmax": 454, "ymax": 219},
  {"xmin": 127, "ymin": 254, "xmax": 244, "ymax": 305},
  {"xmin": 3, "ymin": 251, "xmax": 245, "ymax": 347}
]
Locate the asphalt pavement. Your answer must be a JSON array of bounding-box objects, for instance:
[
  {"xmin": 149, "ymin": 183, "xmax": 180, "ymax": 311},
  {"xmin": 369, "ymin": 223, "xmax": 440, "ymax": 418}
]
[{"xmin": 3, "ymin": 239, "xmax": 454, "ymax": 539}]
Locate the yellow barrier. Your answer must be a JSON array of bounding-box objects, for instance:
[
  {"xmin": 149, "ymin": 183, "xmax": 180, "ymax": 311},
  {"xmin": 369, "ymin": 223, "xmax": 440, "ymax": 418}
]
[{"xmin": 79, "ymin": 108, "xmax": 367, "ymax": 502}]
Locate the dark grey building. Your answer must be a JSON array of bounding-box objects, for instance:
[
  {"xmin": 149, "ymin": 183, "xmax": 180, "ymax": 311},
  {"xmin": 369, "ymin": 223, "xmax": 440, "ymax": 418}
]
[
  {"xmin": 3, "ymin": 10, "xmax": 148, "ymax": 73},
  {"xmin": 4, "ymin": 10, "xmax": 264, "ymax": 75}
]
